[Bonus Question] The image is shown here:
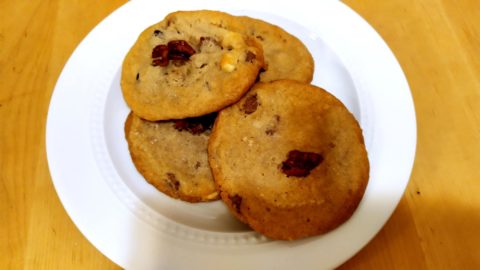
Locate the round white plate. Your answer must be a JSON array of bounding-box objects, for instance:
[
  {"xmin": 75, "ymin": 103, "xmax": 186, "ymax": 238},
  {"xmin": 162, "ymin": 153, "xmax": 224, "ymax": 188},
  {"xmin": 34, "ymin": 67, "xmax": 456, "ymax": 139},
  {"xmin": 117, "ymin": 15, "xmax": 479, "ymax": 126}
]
[{"xmin": 46, "ymin": 0, "xmax": 416, "ymax": 269}]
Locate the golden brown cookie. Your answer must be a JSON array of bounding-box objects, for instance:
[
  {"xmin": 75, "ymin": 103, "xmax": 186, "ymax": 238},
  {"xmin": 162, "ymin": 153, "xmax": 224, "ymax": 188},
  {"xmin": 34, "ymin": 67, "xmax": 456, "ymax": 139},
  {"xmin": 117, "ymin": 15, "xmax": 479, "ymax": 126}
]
[
  {"xmin": 208, "ymin": 80, "xmax": 369, "ymax": 240},
  {"xmin": 121, "ymin": 10, "xmax": 264, "ymax": 121},
  {"xmin": 125, "ymin": 112, "xmax": 218, "ymax": 202},
  {"xmin": 234, "ymin": 16, "xmax": 314, "ymax": 83}
]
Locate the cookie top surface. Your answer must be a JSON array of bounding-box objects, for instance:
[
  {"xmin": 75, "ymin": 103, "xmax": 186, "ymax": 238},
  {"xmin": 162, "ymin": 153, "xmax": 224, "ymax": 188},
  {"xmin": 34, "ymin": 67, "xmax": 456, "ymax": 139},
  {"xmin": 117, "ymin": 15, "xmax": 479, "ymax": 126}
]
[
  {"xmin": 235, "ymin": 16, "xmax": 314, "ymax": 83},
  {"xmin": 125, "ymin": 112, "xmax": 218, "ymax": 202},
  {"xmin": 121, "ymin": 10, "xmax": 264, "ymax": 121},
  {"xmin": 208, "ymin": 80, "xmax": 369, "ymax": 239}
]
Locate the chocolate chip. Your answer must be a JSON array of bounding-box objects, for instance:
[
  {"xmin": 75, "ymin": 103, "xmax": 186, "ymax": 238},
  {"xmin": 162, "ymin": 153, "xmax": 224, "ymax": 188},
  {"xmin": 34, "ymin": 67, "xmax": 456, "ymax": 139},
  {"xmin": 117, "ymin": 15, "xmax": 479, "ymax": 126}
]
[
  {"xmin": 199, "ymin": 36, "xmax": 222, "ymax": 51},
  {"xmin": 281, "ymin": 150, "xmax": 323, "ymax": 177},
  {"xmin": 166, "ymin": 173, "xmax": 180, "ymax": 191},
  {"xmin": 173, "ymin": 112, "xmax": 217, "ymax": 135},
  {"xmin": 153, "ymin": 29, "xmax": 163, "ymax": 37},
  {"xmin": 245, "ymin": 51, "xmax": 256, "ymax": 63},
  {"xmin": 199, "ymin": 37, "xmax": 211, "ymax": 44},
  {"xmin": 136, "ymin": 73, "xmax": 140, "ymax": 81},
  {"xmin": 229, "ymin": 194, "xmax": 242, "ymax": 214},
  {"xmin": 241, "ymin": 94, "xmax": 258, "ymax": 114}
]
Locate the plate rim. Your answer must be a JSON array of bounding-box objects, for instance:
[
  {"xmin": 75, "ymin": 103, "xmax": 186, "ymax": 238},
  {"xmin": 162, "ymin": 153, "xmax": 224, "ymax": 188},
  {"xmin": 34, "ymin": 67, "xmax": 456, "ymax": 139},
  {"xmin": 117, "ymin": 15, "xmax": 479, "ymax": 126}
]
[{"xmin": 46, "ymin": 0, "xmax": 417, "ymax": 269}]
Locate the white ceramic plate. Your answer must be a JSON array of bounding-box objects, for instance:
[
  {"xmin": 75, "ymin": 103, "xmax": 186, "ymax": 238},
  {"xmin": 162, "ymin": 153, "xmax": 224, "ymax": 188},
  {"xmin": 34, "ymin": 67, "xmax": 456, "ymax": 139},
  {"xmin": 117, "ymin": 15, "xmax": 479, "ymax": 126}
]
[{"xmin": 46, "ymin": 0, "xmax": 416, "ymax": 269}]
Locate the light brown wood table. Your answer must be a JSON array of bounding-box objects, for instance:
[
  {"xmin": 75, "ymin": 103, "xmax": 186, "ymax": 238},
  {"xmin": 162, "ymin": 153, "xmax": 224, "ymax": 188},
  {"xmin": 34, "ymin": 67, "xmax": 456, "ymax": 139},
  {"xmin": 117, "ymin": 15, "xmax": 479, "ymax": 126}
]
[{"xmin": 1, "ymin": 1, "xmax": 479, "ymax": 269}]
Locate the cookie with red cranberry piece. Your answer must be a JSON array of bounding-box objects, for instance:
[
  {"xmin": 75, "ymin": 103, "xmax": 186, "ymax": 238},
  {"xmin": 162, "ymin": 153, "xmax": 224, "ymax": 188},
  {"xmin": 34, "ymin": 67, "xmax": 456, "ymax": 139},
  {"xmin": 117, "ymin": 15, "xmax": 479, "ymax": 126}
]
[
  {"xmin": 233, "ymin": 16, "xmax": 314, "ymax": 83},
  {"xmin": 208, "ymin": 80, "xmax": 369, "ymax": 239},
  {"xmin": 125, "ymin": 112, "xmax": 218, "ymax": 202},
  {"xmin": 121, "ymin": 10, "xmax": 264, "ymax": 121}
]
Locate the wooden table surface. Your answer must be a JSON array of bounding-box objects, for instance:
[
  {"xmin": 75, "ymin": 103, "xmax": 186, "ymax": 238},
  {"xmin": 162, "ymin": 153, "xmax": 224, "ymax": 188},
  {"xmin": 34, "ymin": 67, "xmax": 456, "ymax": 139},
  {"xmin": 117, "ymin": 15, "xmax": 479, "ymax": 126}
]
[{"xmin": 1, "ymin": 0, "xmax": 479, "ymax": 269}]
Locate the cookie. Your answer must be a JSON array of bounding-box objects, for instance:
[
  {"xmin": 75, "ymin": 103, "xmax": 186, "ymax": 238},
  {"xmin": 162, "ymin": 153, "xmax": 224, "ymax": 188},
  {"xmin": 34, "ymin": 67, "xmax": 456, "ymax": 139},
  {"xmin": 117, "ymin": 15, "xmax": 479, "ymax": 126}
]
[
  {"xmin": 121, "ymin": 10, "xmax": 265, "ymax": 121},
  {"xmin": 208, "ymin": 80, "xmax": 369, "ymax": 240},
  {"xmin": 125, "ymin": 112, "xmax": 218, "ymax": 202},
  {"xmin": 234, "ymin": 16, "xmax": 314, "ymax": 83}
]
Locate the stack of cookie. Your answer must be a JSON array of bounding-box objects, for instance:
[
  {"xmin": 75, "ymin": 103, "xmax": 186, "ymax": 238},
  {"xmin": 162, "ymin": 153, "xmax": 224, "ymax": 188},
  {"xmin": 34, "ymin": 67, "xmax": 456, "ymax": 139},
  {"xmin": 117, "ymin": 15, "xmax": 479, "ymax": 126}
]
[{"xmin": 122, "ymin": 10, "xmax": 369, "ymax": 240}]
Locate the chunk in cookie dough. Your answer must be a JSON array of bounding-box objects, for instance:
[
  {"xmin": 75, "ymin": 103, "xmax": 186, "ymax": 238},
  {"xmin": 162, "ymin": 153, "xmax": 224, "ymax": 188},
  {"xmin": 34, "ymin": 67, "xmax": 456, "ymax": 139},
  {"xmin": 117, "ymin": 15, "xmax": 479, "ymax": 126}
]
[
  {"xmin": 208, "ymin": 80, "xmax": 369, "ymax": 240},
  {"xmin": 121, "ymin": 10, "xmax": 264, "ymax": 121},
  {"xmin": 125, "ymin": 112, "xmax": 219, "ymax": 202}
]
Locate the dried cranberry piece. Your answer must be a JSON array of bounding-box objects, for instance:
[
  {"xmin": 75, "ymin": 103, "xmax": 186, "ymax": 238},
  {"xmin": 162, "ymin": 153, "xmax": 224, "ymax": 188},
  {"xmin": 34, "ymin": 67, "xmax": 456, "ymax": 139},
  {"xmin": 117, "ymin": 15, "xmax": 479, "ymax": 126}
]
[
  {"xmin": 167, "ymin": 40, "xmax": 196, "ymax": 60},
  {"xmin": 151, "ymin": 44, "xmax": 169, "ymax": 66},
  {"xmin": 281, "ymin": 150, "xmax": 323, "ymax": 177},
  {"xmin": 152, "ymin": 58, "xmax": 168, "ymax": 67},
  {"xmin": 151, "ymin": 40, "xmax": 196, "ymax": 67},
  {"xmin": 152, "ymin": 44, "xmax": 168, "ymax": 58}
]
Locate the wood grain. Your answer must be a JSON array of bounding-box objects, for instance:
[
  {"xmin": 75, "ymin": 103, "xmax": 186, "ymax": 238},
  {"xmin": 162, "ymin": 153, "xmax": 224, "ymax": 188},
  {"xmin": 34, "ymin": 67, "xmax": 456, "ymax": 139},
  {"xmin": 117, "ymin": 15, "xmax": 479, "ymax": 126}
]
[
  {"xmin": 1, "ymin": 0, "xmax": 479, "ymax": 269},
  {"xmin": 339, "ymin": 0, "xmax": 480, "ymax": 269},
  {"xmin": 0, "ymin": 1, "xmax": 125, "ymax": 269}
]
